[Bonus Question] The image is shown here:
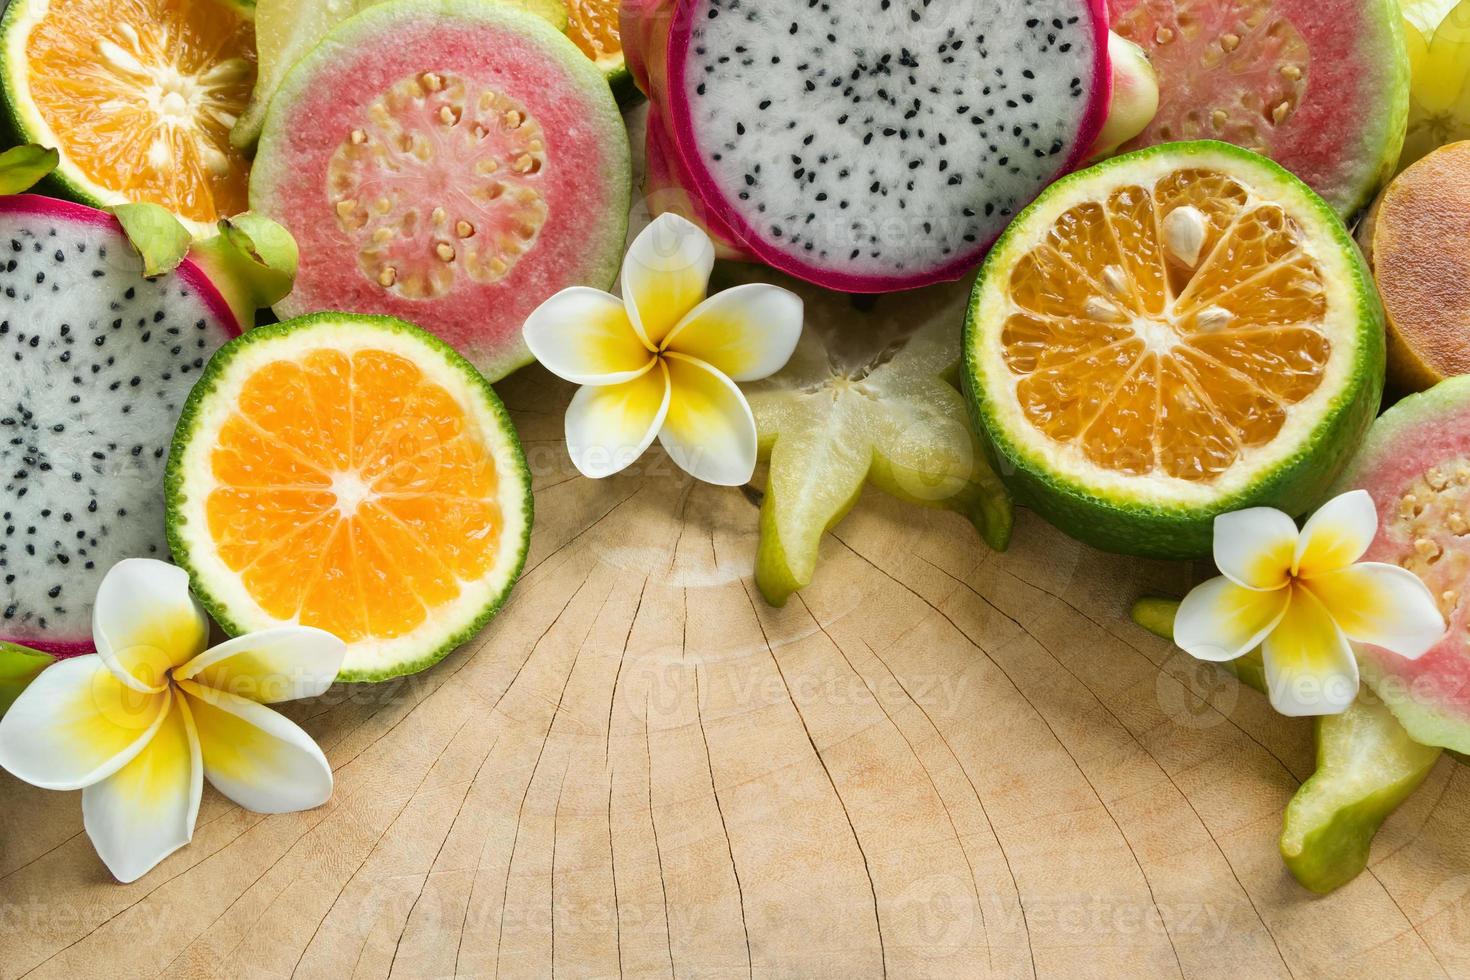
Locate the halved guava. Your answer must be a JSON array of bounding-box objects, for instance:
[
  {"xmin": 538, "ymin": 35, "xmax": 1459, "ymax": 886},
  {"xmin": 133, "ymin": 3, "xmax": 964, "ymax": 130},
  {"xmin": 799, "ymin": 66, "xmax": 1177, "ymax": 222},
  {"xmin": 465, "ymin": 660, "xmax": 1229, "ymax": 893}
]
[
  {"xmin": 248, "ymin": 0, "xmax": 630, "ymax": 382},
  {"xmin": 1336, "ymin": 375, "xmax": 1470, "ymax": 753},
  {"xmin": 1108, "ymin": 0, "xmax": 1410, "ymax": 218}
]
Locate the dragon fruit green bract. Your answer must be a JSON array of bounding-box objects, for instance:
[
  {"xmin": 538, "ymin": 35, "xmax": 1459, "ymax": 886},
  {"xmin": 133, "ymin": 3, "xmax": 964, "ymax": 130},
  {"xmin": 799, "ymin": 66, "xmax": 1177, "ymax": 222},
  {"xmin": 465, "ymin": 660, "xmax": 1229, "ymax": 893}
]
[
  {"xmin": 623, "ymin": 0, "xmax": 1111, "ymax": 292},
  {"xmin": 0, "ymin": 194, "xmax": 240, "ymax": 656},
  {"xmin": 248, "ymin": 0, "xmax": 630, "ymax": 382},
  {"xmin": 1333, "ymin": 375, "xmax": 1470, "ymax": 754},
  {"xmin": 1108, "ymin": 0, "xmax": 1410, "ymax": 219}
]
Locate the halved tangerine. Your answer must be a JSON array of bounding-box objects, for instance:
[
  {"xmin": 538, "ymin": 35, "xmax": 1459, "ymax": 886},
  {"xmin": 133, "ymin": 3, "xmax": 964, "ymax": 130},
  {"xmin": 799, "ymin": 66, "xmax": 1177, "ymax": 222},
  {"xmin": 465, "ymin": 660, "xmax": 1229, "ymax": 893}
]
[
  {"xmin": 965, "ymin": 141, "xmax": 1385, "ymax": 558},
  {"xmin": 0, "ymin": 0, "xmax": 255, "ymax": 231},
  {"xmin": 166, "ymin": 313, "xmax": 533, "ymax": 681}
]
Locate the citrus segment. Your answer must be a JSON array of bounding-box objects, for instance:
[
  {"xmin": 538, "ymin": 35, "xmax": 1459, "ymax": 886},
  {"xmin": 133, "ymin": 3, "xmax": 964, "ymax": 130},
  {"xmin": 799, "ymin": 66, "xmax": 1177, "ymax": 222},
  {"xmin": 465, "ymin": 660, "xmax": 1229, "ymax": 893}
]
[
  {"xmin": 1003, "ymin": 165, "xmax": 1329, "ymax": 484},
  {"xmin": 566, "ymin": 0, "xmax": 624, "ymax": 73},
  {"xmin": 167, "ymin": 314, "xmax": 532, "ymax": 681},
  {"xmin": 966, "ymin": 141, "xmax": 1384, "ymax": 558},
  {"xmin": 2, "ymin": 0, "xmax": 255, "ymax": 228}
]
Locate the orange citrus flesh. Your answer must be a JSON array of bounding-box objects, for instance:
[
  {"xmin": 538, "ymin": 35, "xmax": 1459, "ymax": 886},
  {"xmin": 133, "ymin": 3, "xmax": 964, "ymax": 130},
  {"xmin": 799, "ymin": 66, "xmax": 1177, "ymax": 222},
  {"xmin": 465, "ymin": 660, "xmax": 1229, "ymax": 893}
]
[
  {"xmin": 565, "ymin": 0, "xmax": 622, "ymax": 69},
  {"xmin": 25, "ymin": 0, "xmax": 255, "ymax": 223},
  {"xmin": 203, "ymin": 348, "xmax": 503, "ymax": 643},
  {"xmin": 1002, "ymin": 167, "xmax": 1331, "ymax": 483}
]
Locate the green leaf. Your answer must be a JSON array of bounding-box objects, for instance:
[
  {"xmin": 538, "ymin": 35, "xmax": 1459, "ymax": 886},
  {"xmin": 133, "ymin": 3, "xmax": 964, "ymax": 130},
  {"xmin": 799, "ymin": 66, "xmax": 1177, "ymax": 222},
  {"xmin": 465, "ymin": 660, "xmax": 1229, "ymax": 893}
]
[
  {"xmin": 110, "ymin": 202, "xmax": 193, "ymax": 277},
  {"xmin": 0, "ymin": 642, "xmax": 55, "ymax": 718},
  {"xmin": 0, "ymin": 144, "xmax": 59, "ymax": 195}
]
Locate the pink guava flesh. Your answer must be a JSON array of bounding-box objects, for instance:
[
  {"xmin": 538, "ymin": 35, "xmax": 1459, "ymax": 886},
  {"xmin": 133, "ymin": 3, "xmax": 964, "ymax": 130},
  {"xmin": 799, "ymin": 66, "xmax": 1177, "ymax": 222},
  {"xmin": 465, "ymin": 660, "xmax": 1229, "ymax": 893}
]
[
  {"xmin": 1338, "ymin": 376, "xmax": 1470, "ymax": 752},
  {"xmin": 1108, "ymin": 0, "xmax": 1408, "ymax": 218},
  {"xmin": 623, "ymin": 0, "xmax": 1111, "ymax": 292},
  {"xmin": 0, "ymin": 194, "xmax": 240, "ymax": 656},
  {"xmin": 249, "ymin": 0, "xmax": 630, "ymax": 382}
]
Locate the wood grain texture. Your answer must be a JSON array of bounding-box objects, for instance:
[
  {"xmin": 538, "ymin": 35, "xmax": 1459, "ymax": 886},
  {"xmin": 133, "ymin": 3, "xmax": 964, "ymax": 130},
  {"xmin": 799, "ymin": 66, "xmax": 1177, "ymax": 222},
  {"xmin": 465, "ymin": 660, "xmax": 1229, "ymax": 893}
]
[
  {"xmin": 5, "ymin": 113, "xmax": 1470, "ymax": 980},
  {"xmin": 5, "ymin": 384, "xmax": 1470, "ymax": 978}
]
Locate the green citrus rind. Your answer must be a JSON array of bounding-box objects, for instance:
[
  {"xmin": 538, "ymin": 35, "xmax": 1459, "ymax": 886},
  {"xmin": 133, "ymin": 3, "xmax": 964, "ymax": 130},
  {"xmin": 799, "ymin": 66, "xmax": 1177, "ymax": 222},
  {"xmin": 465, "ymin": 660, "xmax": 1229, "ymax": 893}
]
[
  {"xmin": 965, "ymin": 140, "xmax": 1386, "ymax": 559},
  {"xmin": 165, "ymin": 312, "xmax": 533, "ymax": 683}
]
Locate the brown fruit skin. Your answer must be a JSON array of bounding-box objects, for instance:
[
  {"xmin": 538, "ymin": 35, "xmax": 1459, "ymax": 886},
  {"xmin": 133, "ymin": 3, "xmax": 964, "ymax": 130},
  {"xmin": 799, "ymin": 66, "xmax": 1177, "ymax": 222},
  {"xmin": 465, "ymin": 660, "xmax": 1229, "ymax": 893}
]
[{"xmin": 1358, "ymin": 141, "xmax": 1470, "ymax": 394}]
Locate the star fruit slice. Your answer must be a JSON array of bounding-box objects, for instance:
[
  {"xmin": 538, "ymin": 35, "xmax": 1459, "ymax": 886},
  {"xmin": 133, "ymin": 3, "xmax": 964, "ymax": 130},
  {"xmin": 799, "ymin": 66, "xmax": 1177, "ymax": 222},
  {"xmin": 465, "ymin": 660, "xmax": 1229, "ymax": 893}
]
[
  {"xmin": 739, "ymin": 271, "xmax": 1012, "ymax": 607},
  {"xmin": 1401, "ymin": 0, "xmax": 1470, "ymax": 169},
  {"xmin": 1131, "ymin": 597, "xmax": 1441, "ymax": 894}
]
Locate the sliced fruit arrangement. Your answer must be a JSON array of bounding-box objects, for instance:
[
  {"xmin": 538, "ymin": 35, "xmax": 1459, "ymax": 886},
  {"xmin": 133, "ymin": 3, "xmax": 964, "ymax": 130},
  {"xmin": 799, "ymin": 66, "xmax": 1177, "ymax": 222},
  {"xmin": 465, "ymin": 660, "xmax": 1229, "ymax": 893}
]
[
  {"xmin": 166, "ymin": 313, "xmax": 533, "ymax": 682},
  {"xmin": 1132, "ymin": 596, "xmax": 1442, "ymax": 894},
  {"xmin": 1108, "ymin": 0, "xmax": 1409, "ymax": 218},
  {"xmin": 622, "ymin": 0, "xmax": 1111, "ymax": 292},
  {"xmin": 249, "ymin": 0, "xmax": 630, "ymax": 382},
  {"xmin": 1330, "ymin": 375, "xmax": 1470, "ymax": 754},
  {"xmin": 1358, "ymin": 141, "xmax": 1470, "ymax": 392},
  {"xmin": 231, "ymin": 0, "xmax": 569, "ymax": 151},
  {"xmin": 0, "ymin": 193, "xmax": 244, "ymax": 655},
  {"xmin": 738, "ymin": 268, "xmax": 1011, "ymax": 606},
  {"xmin": 0, "ymin": 0, "xmax": 257, "ymax": 233},
  {"xmin": 965, "ymin": 141, "xmax": 1385, "ymax": 559},
  {"xmin": 1401, "ymin": 0, "xmax": 1470, "ymax": 169}
]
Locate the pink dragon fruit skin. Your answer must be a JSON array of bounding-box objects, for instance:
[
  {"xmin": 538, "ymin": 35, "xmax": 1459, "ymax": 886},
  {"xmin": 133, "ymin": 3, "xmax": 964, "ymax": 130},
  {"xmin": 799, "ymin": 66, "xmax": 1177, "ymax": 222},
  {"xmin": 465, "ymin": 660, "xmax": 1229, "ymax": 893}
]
[
  {"xmin": 626, "ymin": 0, "xmax": 754, "ymax": 261},
  {"xmin": 622, "ymin": 0, "xmax": 1112, "ymax": 292}
]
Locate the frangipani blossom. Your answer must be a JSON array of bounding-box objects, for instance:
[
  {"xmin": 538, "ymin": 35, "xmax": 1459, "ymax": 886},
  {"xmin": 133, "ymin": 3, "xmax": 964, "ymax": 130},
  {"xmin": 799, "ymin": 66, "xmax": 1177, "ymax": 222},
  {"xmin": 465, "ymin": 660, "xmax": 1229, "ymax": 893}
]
[
  {"xmin": 0, "ymin": 560, "xmax": 345, "ymax": 882},
  {"xmin": 524, "ymin": 213, "xmax": 802, "ymax": 486},
  {"xmin": 1175, "ymin": 490, "xmax": 1446, "ymax": 717}
]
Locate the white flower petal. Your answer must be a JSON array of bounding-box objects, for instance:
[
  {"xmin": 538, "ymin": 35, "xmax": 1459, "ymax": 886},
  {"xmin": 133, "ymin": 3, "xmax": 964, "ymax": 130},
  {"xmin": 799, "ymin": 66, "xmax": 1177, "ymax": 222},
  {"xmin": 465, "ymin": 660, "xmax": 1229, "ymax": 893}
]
[
  {"xmin": 178, "ymin": 680, "xmax": 333, "ymax": 814},
  {"xmin": 1262, "ymin": 583, "xmax": 1360, "ymax": 716},
  {"xmin": 622, "ymin": 212, "xmax": 714, "ymax": 348},
  {"xmin": 565, "ymin": 361, "xmax": 672, "ymax": 479},
  {"xmin": 1295, "ymin": 489, "xmax": 1379, "ymax": 578},
  {"xmin": 1212, "ymin": 507, "xmax": 1297, "ymax": 591},
  {"xmin": 659, "ymin": 353, "xmax": 758, "ymax": 486},
  {"xmin": 175, "ymin": 627, "xmax": 348, "ymax": 704},
  {"xmin": 661, "ymin": 283, "xmax": 803, "ymax": 381},
  {"xmin": 1305, "ymin": 562, "xmax": 1447, "ymax": 660},
  {"xmin": 523, "ymin": 287, "xmax": 656, "ymax": 385},
  {"xmin": 93, "ymin": 559, "xmax": 208, "ymax": 693},
  {"xmin": 0, "ymin": 655, "xmax": 170, "ymax": 790},
  {"xmin": 1174, "ymin": 576, "xmax": 1290, "ymax": 662},
  {"xmin": 82, "ymin": 690, "xmax": 202, "ymax": 883}
]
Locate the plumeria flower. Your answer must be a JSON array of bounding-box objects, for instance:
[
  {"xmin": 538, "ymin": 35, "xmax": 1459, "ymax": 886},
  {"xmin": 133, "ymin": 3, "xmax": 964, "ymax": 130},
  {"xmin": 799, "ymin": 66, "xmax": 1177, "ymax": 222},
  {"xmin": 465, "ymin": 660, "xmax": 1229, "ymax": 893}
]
[
  {"xmin": 0, "ymin": 560, "xmax": 345, "ymax": 882},
  {"xmin": 523, "ymin": 213, "xmax": 803, "ymax": 485},
  {"xmin": 1175, "ymin": 490, "xmax": 1446, "ymax": 717}
]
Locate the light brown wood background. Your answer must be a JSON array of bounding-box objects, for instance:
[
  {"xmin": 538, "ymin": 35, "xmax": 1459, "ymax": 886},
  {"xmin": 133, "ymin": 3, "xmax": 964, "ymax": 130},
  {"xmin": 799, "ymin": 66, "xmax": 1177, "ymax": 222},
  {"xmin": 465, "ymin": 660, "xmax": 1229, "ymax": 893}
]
[
  {"xmin": 5, "ymin": 386, "xmax": 1470, "ymax": 978},
  {"xmin": 6, "ymin": 113, "xmax": 1470, "ymax": 980}
]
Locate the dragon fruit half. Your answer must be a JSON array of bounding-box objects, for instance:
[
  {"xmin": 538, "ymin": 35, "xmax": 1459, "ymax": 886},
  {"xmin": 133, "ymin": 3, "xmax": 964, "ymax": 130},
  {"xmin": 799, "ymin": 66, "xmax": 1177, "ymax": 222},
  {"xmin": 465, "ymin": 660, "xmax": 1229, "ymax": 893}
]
[{"xmin": 624, "ymin": 0, "xmax": 1112, "ymax": 291}]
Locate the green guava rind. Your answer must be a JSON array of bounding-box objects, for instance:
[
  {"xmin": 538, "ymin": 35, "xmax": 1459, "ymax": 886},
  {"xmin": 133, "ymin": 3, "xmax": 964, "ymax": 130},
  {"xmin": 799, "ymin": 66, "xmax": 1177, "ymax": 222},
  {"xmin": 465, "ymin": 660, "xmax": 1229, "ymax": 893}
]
[
  {"xmin": 1332, "ymin": 374, "xmax": 1470, "ymax": 752},
  {"xmin": 1130, "ymin": 596, "xmax": 1440, "ymax": 895},
  {"xmin": 164, "ymin": 312, "xmax": 534, "ymax": 683},
  {"xmin": 965, "ymin": 141, "xmax": 1386, "ymax": 559},
  {"xmin": 1108, "ymin": 0, "xmax": 1409, "ymax": 220},
  {"xmin": 248, "ymin": 0, "xmax": 630, "ymax": 384}
]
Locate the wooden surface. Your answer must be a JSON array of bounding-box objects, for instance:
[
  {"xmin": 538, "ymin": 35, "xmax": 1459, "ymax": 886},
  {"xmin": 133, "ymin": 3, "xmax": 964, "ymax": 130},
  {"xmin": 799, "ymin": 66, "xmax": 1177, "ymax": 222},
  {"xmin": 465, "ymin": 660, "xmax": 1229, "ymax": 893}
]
[
  {"xmin": 7, "ymin": 116, "xmax": 1470, "ymax": 980},
  {"xmin": 5, "ymin": 389, "xmax": 1470, "ymax": 978}
]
